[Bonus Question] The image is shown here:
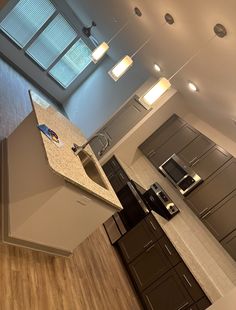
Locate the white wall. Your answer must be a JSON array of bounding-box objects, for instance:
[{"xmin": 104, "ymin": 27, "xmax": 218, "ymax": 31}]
[
  {"xmin": 63, "ymin": 57, "xmax": 149, "ymax": 138},
  {"xmin": 114, "ymin": 92, "xmax": 236, "ymax": 166}
]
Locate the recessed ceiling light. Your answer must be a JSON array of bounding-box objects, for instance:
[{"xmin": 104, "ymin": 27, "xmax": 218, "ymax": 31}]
[
  {"xmin": 188, "ymin": 81, "xmax": 198, "ymax": 92},
  {"xmin": 154, "ymin": 64, "xmax": 161, "ymax": 72}
]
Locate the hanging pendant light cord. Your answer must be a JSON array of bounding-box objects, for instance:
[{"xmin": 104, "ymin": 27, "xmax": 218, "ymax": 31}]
[
  {"xmin": 169, "ymin": 34, "xmax": 216, "ymax": 81},
  {"xmin": 131, "ymin": 21, "xmax": 167, "ymax": 59},
  {"xmin": 131, "ymin": 37, "xmax": 152, "ymax": 58},
  {"xmin": 108, "ymin": 21, "xmax": 130, "ymax": 44}
]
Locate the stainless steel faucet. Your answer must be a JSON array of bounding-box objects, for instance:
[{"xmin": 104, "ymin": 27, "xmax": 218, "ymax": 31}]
[{"xmin": 72, "ymin": 133, "xmax": 110, "ymax": 157}]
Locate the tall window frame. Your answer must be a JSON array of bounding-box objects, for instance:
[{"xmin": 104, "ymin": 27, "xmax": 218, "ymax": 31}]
[{"xmin": 0, "ymin": 0, "xmax": 94, "ymax": 89}]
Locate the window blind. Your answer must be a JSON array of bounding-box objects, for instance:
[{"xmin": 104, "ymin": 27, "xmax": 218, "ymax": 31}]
[
  {"xmin": 49, "ymin": 39, "xmax": 92, "ymax": 88},
  {"xmin": 0, "ymin": 0, "xmax": 55, "ymax": 47},
  {"xmin": 26, "ymin": 14, "xmax": 77, "ymax": 70}
]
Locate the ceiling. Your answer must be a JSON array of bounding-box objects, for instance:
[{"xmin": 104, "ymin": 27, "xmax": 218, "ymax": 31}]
[{"xmin": 66, "ymin": 0, "xmax": 236, "ymax": 143}]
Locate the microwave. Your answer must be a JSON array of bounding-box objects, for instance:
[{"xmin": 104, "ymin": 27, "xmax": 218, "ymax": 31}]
[{"xmin": 159, "ymin": 154, "xmax": 202, "ymax": 196}]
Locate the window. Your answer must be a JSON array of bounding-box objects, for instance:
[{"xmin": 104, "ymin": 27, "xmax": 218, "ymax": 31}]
[
  {"xmin": 49, "ymin": 39, "xmax": 92, "ymax": 88},
  {"xmin": 0, "ymin": 0, "xmax": 56, "ymax": 47},
  {"xmin": 0, "ymin": 0, "xmax": 93, "ymax": 88},
  {"xmin": 26, "ymin": 14, "xmax": 77, "ymax": 69}
]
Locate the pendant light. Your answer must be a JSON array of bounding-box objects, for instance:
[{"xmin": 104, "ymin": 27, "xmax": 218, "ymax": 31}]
[
  {"xmin": 91, "ymin": 7, "xmax": 142, "ymax": 64},
  {"xmin": 108, "ymin": 13, "xmax": 174, "ymax": 82},
  {"xmin": 108, "ymin": 36, "xmax": 151, "ymax": 81},
  {"xmin": 140, "ymin": 23, "xmax": 227, "ymax": 108}
]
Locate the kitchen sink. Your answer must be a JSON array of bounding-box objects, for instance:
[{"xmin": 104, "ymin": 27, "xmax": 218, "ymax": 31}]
[{"xmin": 78, "ymin": 150, "xmax": 108, "ymax": 189}]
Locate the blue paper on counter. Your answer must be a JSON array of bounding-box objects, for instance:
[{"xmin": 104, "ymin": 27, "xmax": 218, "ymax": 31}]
[{"xmin": 37, "ymin": 124, "xmax": 52, "ymax": 140}]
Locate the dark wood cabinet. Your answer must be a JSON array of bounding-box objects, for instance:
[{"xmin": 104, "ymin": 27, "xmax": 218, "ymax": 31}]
[
  {"xmin": 192, "ymin": 145, "xmax": 232, "ymax": 180},
  {"xmin": 159, "ymin": 235, "xmax": 181, "ymax": 267},
  {"xmin": 175, "ymin": 263, "xmax": 205, "ymax": 302},
  {"xmin": 90, "ymin": 96, "xmax": 149, "ymax": 158},
  {"xmin": 139, "ymin": 114, "xmax": 186, "ymax": 157},
  {"xmin": 202, "ymin": 190, "xmax": 236, "ymax": 241},
  {"xmin": 221, "ymin": 230, "xmax": 236, "ymax": 261},
  {"xmin": 118, "ymin": 214, "xmax": 163, "ymax": 263},
  {"xmin": 142, "ymin": 269, "xmax": 194, "ymax": 310},
  {"xmin": 196, "ymin": 297, "xmax": 212, "ymax": 310},
  {"xmin": 147, "ymin": 125, "xmax": 199, "ymax": 169},
  {"xmin": 129, "ymin": 242, "xmax": 171, "ymax": 290},
  {"xmin": 117, "ymin": 216, "xmax": 211, "ymax": 310},
  {"xmin": 178, "ymin": 135, "xmax": 214, "ymax": 166},
  {"xmin": 102, "ymin": 156, "xmax": 129, "ymax": 193},
  {"xmin": 185, "ymin": 159, "xmax": 236, "ymax": 218}
]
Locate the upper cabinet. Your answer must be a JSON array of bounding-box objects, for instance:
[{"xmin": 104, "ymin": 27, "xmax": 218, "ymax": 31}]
[
  {"xmin": 139, "ymin": 114, "xmax": 186, "ymax": 157},
  {"xmin": 90, "ymin": 96, "xmax": 149, "ymax": 158},
  {"xmin": 191, "ymin": 145, "xmax": 232, "ymax": 180},
  {"xmin": 184, "ymin": 159, "xmax": 236, "ymax": 218},
  {"xmin": 140, "ymin": 118, "xmax": 199, "ymax": 169},
  {"xmin": 178, "ymin": 135, "xmax": 214, "ymax": 166}
]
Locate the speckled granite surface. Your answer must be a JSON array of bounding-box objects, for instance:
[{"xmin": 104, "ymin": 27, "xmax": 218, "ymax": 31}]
[{"xmin": 29, "ymin": 91, "xmax": 122, "ymax": 210}]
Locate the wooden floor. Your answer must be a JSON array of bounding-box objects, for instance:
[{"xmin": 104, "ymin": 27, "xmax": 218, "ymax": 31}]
[
  {"xmin": 0, "ymin": 57, "xmax": 141, "ymax": 310},
  {"xmin": 0, "ymin": 227, "xmax": 141, "ymax": 310}
]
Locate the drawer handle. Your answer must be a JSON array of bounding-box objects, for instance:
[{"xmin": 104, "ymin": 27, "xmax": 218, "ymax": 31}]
[
  {"xmin": 147, "ymin": 150, "xmax": 155, "ymax": 157},
  {"xmin": 183, "ymin": 274, "xmax": 192, "ymax": 287},
  {"xmin": 146, "ymin": 244, "xmax": 155, "ymax": 252},
  {"xmin": 144, "ymin": 241, "xmax": 153, "ymax": 249},
  {"xmin": 177, "ymin": 302, "xmax": 189, "ymax": 310},
  {"xmin": 149, "ymin": 220, "xmax": 157, "ymax": 231},
  {"xmin": 164, "ymin": 244, "xmax": 172, "ymax": 256}
]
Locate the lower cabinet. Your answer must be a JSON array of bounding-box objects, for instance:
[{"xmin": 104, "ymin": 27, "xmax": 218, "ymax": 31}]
[
  {"xmin": 142, "ymin": 269, "xmax": 194, "ymax": 310},
  {"xmin": 129, "ymin": 242, "xmax": 172, "ymax": 291},
  {"xmin": 117, "ymin": 215, "xmax": 211, "ymax": 310},
  {"xmin": 117, "ymin": 214, "xmax": 163, "ymax": 263},
  {"xmin": 102, "ymin": 156, "xmax": 130, "ymax": 193}
]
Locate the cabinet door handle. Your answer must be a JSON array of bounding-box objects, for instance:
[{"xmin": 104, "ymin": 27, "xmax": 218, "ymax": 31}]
[
  {"xmin": 144, "ymin": 241, "xmax": 153, "ymax": 249},
  {"xmin": 146, "ymin": 244, "xmax": 155, "ymax": 252},
  {"xmin": 149, "ymin": 220, "xmax": 157, "ymax": 231},
  {"xmin": 164, "ymin": 244, "xmax": 172, "ymax": 256},
  {"xmin": 183, "ymin": 274, "xmax": 192, "ymax": 287},
  {"xmin": 200, "ymin": 208, "xmax": 209, "ymax": 216},
  {"xmin": 147, "ymin": 150, "xmax": 156, "ymax": 158},
  {"xmin": 132, "ymin": 104, "xmax": 141, "ymax": 112},
  {"xmin": 119, "ymin": 172, "xmax": 125, "ymax": 180},
  {"xmin": 177, "ymin": 302, "xmax": 189, "ymax": 310},
  {"xmin": 189, "ymin": 156, "xmax": 198, "ymax": 165},
  {"xmin": 201, "ymin": 210, "xmax": 212, "ymax": 219}
]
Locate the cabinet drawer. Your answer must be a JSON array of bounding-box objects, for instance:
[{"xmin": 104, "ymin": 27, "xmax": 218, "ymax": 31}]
[
  {"xmin": 145, "ymin": 213, "xmax": 164, "ymax": 240},
  {"xmin": 129, "ymin": 242, "xmax": 171, "ymax": 291},
  {"xmin": 142, "ymin": 269, "xmax": 193, "ymax": 310},
  {"xmin": 175, "ymin": 263, "xmax": 205, "ymax": 302},
  {"xmin": 159, "ymin": 235, "xmax": 181, "ymax": 266},
  {"xmin": 118, "ymin": 220, "xmax": 156, "ymax": 263}
]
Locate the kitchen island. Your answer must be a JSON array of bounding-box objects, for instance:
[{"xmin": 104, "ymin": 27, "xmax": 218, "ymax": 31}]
[{"xmin": 1, "ymin": 91, "xmax": 122, "ymax": 256}]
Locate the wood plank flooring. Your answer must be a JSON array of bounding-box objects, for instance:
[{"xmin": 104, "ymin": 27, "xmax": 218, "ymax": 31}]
[{"xmin": 0, "ymin": 57, "xmax": 141, "ymax": 310}]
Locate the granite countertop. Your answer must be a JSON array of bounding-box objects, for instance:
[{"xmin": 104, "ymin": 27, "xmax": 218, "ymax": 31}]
[{"xmin": 29, "ymin": 91, "xmax": 122, "ymax": 210}]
